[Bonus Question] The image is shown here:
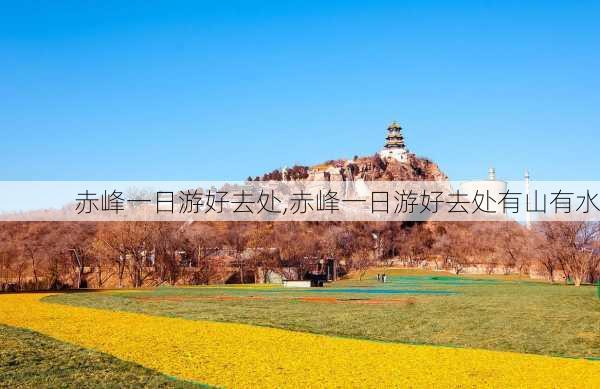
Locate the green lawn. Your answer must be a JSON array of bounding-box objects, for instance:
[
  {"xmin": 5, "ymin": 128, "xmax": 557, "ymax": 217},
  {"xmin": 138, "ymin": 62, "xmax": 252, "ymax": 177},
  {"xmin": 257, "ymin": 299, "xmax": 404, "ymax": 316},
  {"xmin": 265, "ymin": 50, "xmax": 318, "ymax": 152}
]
[
  {"xmin": 47, "ymin": 271, "xmax": 600, "ymax": 359},
  {"xmin": 0, "ymin": 325, "xmax": 206, "ymax": 388}
]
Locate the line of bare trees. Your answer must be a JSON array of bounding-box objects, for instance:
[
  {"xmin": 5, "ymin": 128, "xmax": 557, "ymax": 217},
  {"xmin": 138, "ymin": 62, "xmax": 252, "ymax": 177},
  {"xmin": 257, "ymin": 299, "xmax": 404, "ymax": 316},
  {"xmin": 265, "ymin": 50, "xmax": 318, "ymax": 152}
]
[
  {"xmin": 536, "ymin": 221, "xmax": 600, "ymax": 286},
  {"xmin": 1, "ymin": 220, "xmax": 599, "ymax": 291}
]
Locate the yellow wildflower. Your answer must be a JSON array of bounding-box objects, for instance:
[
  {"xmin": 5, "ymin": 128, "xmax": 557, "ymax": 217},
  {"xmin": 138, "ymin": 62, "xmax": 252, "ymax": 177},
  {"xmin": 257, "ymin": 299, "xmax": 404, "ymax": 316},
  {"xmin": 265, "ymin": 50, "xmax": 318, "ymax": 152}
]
[{"xmin": 0, "ymin": 294, "xmax": 598, "ymax": 388}]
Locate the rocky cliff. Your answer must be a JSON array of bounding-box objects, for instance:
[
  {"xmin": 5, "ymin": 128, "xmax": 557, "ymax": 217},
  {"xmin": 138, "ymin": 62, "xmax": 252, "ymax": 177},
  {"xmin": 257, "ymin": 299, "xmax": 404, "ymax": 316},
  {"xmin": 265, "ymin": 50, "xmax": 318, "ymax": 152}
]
[{"xmin": 256, "ymin": 152, "xmax": 447, "ymax": 182}]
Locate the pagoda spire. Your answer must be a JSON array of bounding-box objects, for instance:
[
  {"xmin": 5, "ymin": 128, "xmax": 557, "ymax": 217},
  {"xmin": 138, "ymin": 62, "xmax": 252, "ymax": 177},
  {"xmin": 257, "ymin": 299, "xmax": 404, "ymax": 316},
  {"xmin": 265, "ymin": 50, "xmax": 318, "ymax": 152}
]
[
  {"xmin": 384, "ymin": 121, "xmax": 405, "ymax": 149},
  {"xmin": 379, "ymin": 121, "xmax": 408, "ymax": 162}
]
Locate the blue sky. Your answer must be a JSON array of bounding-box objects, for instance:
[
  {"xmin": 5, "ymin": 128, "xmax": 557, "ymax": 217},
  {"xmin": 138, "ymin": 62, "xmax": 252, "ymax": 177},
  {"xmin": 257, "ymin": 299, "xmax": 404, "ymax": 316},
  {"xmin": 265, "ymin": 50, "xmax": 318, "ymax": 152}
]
[{"xmin": 0, "ymin": 1, "xmax": 599, "ymax": 181}]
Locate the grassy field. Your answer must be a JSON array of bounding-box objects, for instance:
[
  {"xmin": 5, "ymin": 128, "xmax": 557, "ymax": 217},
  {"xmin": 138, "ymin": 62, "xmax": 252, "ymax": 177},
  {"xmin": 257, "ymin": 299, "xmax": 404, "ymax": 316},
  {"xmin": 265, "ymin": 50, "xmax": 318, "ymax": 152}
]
[
  {"xmin": 2, "ymin": 293, "xmax": 599, "ymax": 388},
  {"xmin": 0, "ymin": 325, "xmax": 203, "ymax": 388},
  {"xmin": 47, "ymin": 269, "xmax": 600, "ymax": 359}
]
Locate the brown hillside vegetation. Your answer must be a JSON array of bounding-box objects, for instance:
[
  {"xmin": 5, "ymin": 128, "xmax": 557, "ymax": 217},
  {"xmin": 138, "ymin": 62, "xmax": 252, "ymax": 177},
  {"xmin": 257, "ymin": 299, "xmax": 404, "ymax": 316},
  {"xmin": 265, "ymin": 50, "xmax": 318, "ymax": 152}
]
[
  {"xmin": 1, "ymin": 155, "xmax": 598, "ymax": 291},
  {"xmin": 1, "ymin": 219, "xmax": 599, "ymax": 291}
]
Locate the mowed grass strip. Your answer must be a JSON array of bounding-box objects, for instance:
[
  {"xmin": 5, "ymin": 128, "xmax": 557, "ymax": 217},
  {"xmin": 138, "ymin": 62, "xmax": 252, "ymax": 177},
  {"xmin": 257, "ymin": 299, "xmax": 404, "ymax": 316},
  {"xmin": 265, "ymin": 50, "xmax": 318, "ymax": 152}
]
[
  {"xmin": 1, "ymin": 294, "xmax": 599, "ymax": 388},
  {"xmin": 0, "ymin": 324, "xmax": 206, "ymax": 388}
]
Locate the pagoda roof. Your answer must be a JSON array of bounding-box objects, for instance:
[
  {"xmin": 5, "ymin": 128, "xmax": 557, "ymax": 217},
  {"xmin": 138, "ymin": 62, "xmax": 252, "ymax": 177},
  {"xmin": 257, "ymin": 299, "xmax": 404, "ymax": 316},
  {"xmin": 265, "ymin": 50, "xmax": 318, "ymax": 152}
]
[{"xmin": 387, "ymin": 121, "xmax": 402, "ymax": 130}]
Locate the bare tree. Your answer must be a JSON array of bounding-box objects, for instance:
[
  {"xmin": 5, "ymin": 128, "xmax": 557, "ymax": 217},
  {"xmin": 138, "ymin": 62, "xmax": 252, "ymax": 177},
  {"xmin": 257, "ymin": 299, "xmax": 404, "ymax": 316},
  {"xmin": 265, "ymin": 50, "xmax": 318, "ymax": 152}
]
[
  {"xmin": 62, "ymin": 223, "xmax": 97, "ymax": 288},
  {"xmin": 153, "ymin": 223, "xmax": 183, "ymax": 286},
  {"xmin": 351, "ymin": 248, "xmax": 374, "ymax": 280},
  {"xmin": 226, "ymin": 224, "xmax": 250, "ymax": 283},
  {"xmin": 431, "ymin": 223, "xmax": 473, "ymax": 275},
  {"xmin": 99, "ymin": 222, "xmax": 156, "ymax": 288},
  {"xmin": 538, "ymin": 221, "xmax": 600, "ymax": 286}
]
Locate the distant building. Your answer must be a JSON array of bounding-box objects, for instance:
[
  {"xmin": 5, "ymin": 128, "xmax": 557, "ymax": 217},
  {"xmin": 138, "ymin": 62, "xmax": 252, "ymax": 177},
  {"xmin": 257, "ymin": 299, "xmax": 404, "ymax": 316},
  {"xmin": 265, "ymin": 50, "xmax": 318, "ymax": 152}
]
[
  {"xmin": 459, "ymin": 168, "xmax": 508, "ymax": 214},
  {"xmin": 379, "ymin": 121, "xmax": 409, "ymax": 162}
]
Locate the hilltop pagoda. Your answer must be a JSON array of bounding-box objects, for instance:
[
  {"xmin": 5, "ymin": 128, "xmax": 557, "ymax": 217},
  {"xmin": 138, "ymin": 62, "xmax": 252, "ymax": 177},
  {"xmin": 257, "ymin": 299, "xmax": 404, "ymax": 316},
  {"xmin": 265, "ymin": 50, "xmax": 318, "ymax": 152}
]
[{"xmin": 379, "ymin": 121, "xmax": 408, "ymax": 162}]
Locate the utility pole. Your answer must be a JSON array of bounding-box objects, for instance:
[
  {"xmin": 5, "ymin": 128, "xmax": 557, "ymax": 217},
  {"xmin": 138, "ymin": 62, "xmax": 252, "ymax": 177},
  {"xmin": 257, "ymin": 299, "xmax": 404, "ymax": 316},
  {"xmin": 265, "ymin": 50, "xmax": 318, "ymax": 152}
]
[{"xmin": 525, "ymin": 170, "xmax": 531, "ymax": 230}]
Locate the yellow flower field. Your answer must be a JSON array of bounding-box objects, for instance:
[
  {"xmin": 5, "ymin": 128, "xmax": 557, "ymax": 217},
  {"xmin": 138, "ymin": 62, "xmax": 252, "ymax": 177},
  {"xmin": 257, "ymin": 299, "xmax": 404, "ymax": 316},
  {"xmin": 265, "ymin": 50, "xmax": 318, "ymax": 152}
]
[{"xmin": 1, "ymin": 293, "xmax": 599, "ymax": 388}]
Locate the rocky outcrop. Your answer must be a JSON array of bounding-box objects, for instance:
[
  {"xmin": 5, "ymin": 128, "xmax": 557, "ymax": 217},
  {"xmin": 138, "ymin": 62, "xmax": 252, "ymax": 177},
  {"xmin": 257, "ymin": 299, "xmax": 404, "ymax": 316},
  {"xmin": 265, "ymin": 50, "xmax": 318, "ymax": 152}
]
[{"xmin": 255, "ymin": 152, "xmax": 446, "ymax": 182}]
